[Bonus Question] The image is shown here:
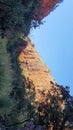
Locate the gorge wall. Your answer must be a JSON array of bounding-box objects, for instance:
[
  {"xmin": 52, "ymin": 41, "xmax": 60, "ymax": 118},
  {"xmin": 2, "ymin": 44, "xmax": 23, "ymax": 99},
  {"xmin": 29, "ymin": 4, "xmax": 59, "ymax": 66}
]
[
  {"xmin": 33, "ymin": 0, "xmax": 62, "ymax": 20},
  {"xmin": 17, "ymin": 38, "xmax": 63, "ymax": 100},
  {"xmin": 14, "ymin": 37, "xmax": 66, "ymax": 130}
]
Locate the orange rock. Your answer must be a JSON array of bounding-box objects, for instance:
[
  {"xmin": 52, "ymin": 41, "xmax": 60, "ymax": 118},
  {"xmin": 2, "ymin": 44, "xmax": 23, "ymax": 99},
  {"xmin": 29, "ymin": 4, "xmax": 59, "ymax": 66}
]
[
  {"xmin": 33, "ymin": 0, "xmax": 62, "ymax": 20},
  {"xmin": 17, "ymin": 37, "xmax": 66, "ymax": 129},
  {"xmin": 18, "ymin": 38, "xmax": 65, "ymax": 109}
]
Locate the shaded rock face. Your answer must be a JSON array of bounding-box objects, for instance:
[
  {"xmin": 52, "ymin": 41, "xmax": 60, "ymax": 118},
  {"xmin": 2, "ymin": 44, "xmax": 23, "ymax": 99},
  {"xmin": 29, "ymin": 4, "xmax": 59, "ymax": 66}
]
[
  {"xmin": 33, "ymin": 0, "xmax": 62, "ymax": 20},
  {"xmin": 16, "ymin": 37, "xmax": 65, "ymax": 129}
]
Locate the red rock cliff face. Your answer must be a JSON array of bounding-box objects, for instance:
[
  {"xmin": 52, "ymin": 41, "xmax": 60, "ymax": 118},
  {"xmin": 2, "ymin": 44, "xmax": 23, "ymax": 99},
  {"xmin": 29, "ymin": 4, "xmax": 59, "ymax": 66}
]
[
  {"xmin": 18, "ymin": 38, "xmax": 53, "ymax": 91},
  {"xmin": 16, "ymin": 38, "xmax": 65, "ymax": 130},
  {"xmin": 17, "ymin": 38, "xmax": 65, "ymax": 108},
  {"xmin": 33, "ymin": 0, "xmax": 62, "ymax": 20}
]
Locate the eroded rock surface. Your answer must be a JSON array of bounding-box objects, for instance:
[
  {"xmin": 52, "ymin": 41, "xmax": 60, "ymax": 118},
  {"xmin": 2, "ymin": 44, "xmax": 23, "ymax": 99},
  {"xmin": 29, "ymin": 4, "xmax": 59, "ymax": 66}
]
[
  {"xmin": 15, "ymin": 37, "xmax": 65, "ymax": 130},
  {"xmin": 33, "ymin": 0, "xmax": 62, "ymax": 20},
  {"xmin": 16, "ymin": 38, "xmax": 65, "ymax": 109}
]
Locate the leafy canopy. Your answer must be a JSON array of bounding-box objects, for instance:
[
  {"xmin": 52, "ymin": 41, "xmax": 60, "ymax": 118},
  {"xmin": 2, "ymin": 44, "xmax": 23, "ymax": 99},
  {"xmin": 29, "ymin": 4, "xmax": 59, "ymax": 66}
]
[{"xmin": 0, "ymin": 0, "xmax": 41, "ymax": 36}]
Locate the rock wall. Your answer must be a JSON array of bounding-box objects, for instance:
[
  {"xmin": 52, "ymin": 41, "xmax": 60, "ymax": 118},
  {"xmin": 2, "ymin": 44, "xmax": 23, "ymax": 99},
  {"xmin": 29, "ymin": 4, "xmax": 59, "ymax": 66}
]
[
  {"xmin": 16, "ymin": 37, "xmax": 65, "ymax": 109},
  {"xmin": 33, "ymin": 0, "xmax": 62, "ymax": 20},
  {"xmin": 15, "ymin": 37, "xmax": 65, "ymax": 130}
]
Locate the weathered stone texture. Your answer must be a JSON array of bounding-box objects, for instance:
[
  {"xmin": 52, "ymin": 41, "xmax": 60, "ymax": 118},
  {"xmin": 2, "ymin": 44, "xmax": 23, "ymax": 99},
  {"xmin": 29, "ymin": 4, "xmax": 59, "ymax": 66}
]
[
  {"xmin": 18, "ymin": 38, "xmax": 54, "ymax": 91},
  {"xmin": 33, "ymin": 0, "xmax": 62, "ymax": 20},
  {"xmin": 17, "ymin": 38, "xmax": 64, "ymax": 107},
  {"xmin": 16, "ymin": 37, "xmax": 65, "ymax": 130}
]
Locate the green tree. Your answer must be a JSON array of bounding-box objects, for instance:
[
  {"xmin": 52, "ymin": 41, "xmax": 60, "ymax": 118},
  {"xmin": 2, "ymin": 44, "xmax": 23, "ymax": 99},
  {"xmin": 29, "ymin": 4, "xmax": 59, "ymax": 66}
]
[
  {"xmin": 0, "ymin": 1, "xmax": 41, "ymax": 128},
  {"xmin": 1, "ymin": 1, "xmax": 72, "ymax": 130},
  {"xmin": 0, "ymin": 37, "xmax": 13, "ymax": 114},
  {"xmin": 0, "ymin": 37, "xmax": 37, "ymax": 130},
  {"xmin": 36, "ymin": 83, "xmax": 73, "ymax": 130},
  {"xmin": 0, "ymin": 0, "xmax": 41, "ymax": 37}
]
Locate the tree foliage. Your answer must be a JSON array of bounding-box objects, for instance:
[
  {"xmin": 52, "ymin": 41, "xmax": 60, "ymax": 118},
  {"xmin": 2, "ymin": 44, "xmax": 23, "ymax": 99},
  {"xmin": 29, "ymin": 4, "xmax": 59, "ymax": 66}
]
[
  {"xmin": 0, "ymin": 0, "xmax": 63, "ymax": 37},
  {"xmin": 0, "ymin": 1, "xmax": 73, "ymax": 130},
  {"xmin": 0, "ymin": 37, "xmax": 73, "ymax": 130},
  {"xmin": 0, "ymin": 0, "xmax": 41, "ymax": 37},
  {"xmin": 0, "ymin": 37, "xmax": 13, "ymax": 114},
  {"xmin": 0, "ymin": 38, "xmax": 38, "ymax": 130}
]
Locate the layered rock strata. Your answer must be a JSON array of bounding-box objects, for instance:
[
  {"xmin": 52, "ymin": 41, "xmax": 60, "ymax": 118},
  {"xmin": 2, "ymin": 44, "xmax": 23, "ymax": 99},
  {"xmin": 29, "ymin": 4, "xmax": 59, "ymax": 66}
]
[
  {"xmin": 33, "ymin": 0, "xmax": 62, "ymax": 20},
  {"xmin": 16, "ymin": 37, "xmax": 65, "ymax": 109},
  {"xmin": 15, "ymin": 37, "xmax": 65, "ymax": 130}
]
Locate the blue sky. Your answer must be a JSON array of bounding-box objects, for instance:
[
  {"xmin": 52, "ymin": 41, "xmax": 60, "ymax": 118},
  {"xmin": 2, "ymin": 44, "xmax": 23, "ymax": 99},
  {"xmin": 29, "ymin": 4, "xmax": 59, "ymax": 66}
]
[{"xmin": 30, "ymin": 0, "xmax": 73, "ymax": 95}]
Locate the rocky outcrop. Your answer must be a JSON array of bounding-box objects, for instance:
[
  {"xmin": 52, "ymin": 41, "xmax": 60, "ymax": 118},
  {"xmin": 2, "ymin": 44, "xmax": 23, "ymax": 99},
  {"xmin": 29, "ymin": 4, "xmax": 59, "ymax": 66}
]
[
  {"xmin": 33, "ymin": 0, "xmax": 62, "ymax": 20},
  {"xmin": 15, "ymin": 37, "xmax": 66, "ymax": 129},
  {"xmin": 18, "ymin": 38, "xmax": 53, "ymax": 90},
  {"xmin": 17, "ymin": 37, "xmax": 63, "ymax": 102}
]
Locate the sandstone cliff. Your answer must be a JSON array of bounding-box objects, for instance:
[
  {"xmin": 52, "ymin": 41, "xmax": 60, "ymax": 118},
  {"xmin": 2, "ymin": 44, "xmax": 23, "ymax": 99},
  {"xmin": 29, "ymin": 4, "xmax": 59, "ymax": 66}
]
[
  {"xmin": 15, "ymin": 37, "xmax": 67, "ymax": 130},
  {"xmin": 17, "ymin": 37, "xmax": 64, "ymax": 104},
  {"xmin": 33, "ymin": 0, "xmax": 62, "ymax": 20},
  {"xmin": 1, "ymin": 1, "xmax": 72, "ymax": 130}
]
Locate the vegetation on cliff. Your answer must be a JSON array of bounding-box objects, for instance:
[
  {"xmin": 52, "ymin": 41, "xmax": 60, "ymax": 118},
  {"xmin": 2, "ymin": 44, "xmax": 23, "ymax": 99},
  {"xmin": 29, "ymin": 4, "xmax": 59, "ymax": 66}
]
[
  {"xmin": 0, "ymin": 37, "xmax": 37, "ymax": 129},
  {"xmin": 0, "ymin": 0, "xmax": 63, "ymax": 37},
  {"xmin": 0, "ymin": 38, "xmax": 13, "ymax": 114},
  {"xmin": 0, "ymin": 0, "xmax": 73, "ymax": 130},
  {"xmin": 0, "ymin": 37, "xmax": 73, "ymax": 130}
]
